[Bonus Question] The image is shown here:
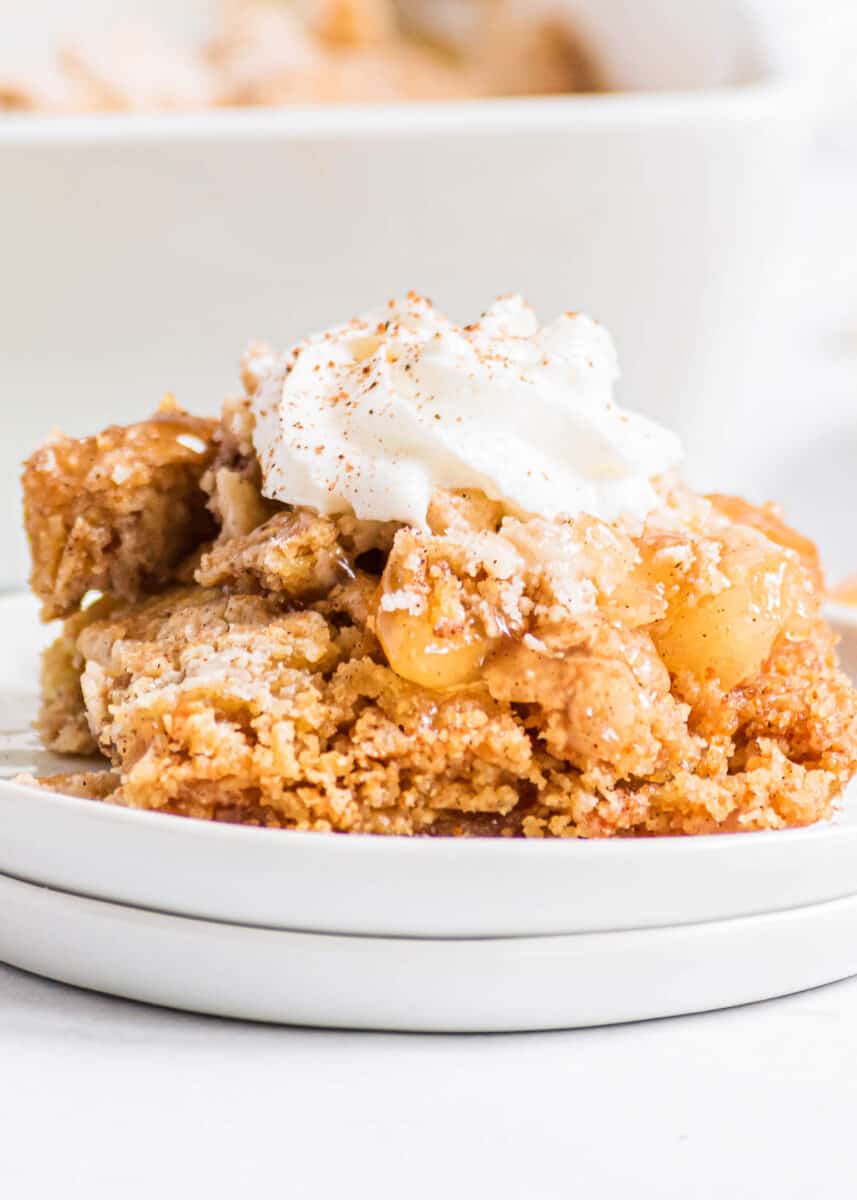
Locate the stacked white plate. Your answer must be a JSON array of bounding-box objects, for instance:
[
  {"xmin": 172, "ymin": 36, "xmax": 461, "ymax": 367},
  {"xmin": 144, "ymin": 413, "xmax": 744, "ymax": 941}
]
[{"xmin": 2, "ymin": 592, "xmax": 857, "ymax": 1032}]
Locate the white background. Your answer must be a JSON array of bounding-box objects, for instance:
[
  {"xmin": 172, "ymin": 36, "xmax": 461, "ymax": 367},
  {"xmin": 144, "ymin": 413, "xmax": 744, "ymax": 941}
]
[
  {"xmin": 754, "ymin": 124, "xmax": 857, "ymax": 583},
  {"xmin": 3, "ymin": 959, "xmax": 857, "ymax": 1199}
]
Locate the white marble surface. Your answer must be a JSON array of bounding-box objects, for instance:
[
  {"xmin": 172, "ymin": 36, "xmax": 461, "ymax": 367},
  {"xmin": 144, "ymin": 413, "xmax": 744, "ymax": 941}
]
[{"xmin": 2, "ymin": 959, "xmax": 857, "ymax": 1198}]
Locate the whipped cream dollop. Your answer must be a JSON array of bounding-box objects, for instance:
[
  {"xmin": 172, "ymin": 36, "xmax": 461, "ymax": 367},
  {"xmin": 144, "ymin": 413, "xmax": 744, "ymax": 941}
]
[{"xmin": 251, "ymin": 293, "xmax": 682, "ymax": 527}]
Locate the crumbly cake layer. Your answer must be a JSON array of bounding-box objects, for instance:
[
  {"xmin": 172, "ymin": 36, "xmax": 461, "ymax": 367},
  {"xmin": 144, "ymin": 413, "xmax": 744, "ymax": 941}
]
[
  {"xmin": 22, "ymin": 401, "xmax": 218, "ymax": 620},
  {"xmin": 37, "ymin": 584, "xmax": 857, "ymax": 837},
  {"xmin": 26, "ymin": 428, "xmax": 857, "ymax": 837}
]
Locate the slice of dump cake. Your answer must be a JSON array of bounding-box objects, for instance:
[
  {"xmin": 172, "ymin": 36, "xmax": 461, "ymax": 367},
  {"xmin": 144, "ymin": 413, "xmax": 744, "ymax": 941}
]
[{"xmin": 20, "ymin": 294, "xmax": 857, "ymax": 836}]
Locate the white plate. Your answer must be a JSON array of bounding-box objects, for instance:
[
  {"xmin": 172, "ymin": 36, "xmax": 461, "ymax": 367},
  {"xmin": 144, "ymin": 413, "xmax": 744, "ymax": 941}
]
[
  {"xmin": 3, "ymin": 872, "xmax": 857, "ymax": 1031},
  {"xmin": 3, "ymin": 592, "xmax": 857, "ymax": 938}
]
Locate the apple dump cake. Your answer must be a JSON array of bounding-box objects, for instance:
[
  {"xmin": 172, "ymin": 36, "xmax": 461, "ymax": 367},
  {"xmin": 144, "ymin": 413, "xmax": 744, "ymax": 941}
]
[
  {"xmin": 20, "ymin": 294, "xmax": 857, "ymax": 837},
  {"xmin": 0, "ymin": 0, "xmax": 600, "ymax": 114}
]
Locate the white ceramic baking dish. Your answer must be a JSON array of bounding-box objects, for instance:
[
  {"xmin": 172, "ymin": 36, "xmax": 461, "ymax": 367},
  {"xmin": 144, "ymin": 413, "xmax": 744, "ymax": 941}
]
[{"xmin": 0, "ymin": 0, "xmax": 809, "ymax": 588}]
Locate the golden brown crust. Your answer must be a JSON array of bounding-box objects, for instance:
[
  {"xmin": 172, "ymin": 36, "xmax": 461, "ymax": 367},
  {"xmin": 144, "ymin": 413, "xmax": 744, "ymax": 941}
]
[
  {"xmin": 196, "ymin": 510, "xmax": 346, "ymax": 597},
  {"xmin": 22, "ymin": 404, "xmax": 218, "ymax": 620}
]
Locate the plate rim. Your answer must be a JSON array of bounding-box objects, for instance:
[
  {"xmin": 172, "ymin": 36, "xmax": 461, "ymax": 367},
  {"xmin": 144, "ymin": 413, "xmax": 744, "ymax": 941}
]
[{"xmin": 3, "ymin": 870, "xmax": 857, "ymax": 1032}]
